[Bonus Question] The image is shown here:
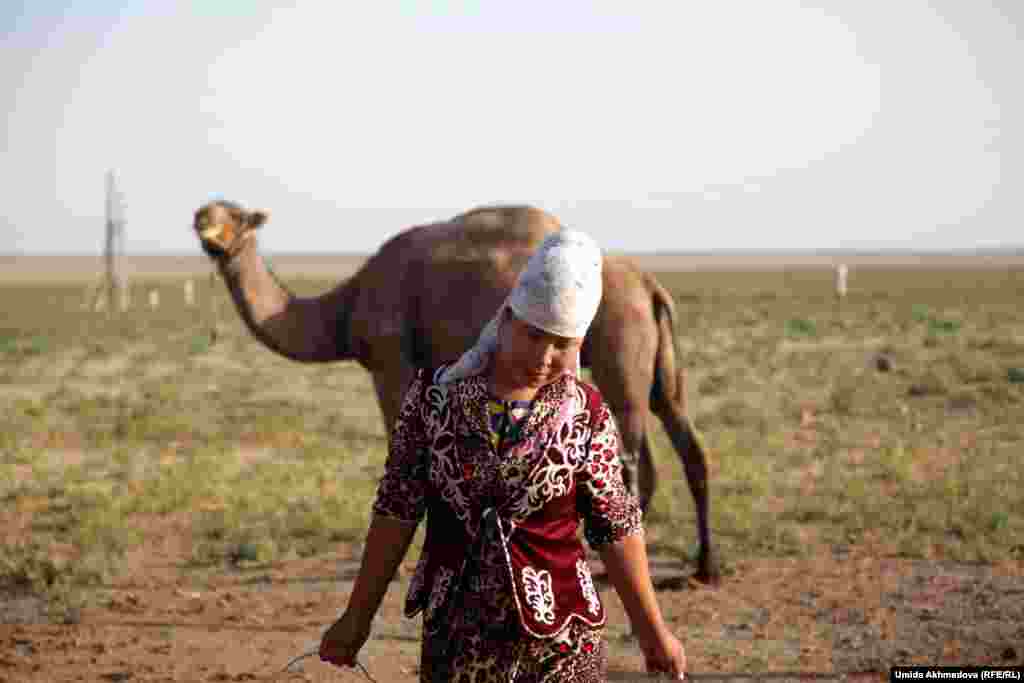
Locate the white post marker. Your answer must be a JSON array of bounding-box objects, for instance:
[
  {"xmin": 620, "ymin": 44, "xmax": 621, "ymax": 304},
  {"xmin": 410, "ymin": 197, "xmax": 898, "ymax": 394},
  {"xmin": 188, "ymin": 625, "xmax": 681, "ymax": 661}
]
[
  {"xmin": 184, "ymin": 279, "xmax": 195, "ymax": 307},
  {"xmin": 835, "ymin": 263, "xmax": 849, "ymax": 299},
  {"xmin": 149, "ymin": 289, "xmax": 160, "ymax": 310}
]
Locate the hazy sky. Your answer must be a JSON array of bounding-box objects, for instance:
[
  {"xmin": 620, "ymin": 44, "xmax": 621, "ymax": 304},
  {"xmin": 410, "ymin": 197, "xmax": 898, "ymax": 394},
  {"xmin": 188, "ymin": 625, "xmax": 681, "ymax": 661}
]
[{"xmin": 2, "ymin": 1, "xmax": 1020, "ymax": 254}]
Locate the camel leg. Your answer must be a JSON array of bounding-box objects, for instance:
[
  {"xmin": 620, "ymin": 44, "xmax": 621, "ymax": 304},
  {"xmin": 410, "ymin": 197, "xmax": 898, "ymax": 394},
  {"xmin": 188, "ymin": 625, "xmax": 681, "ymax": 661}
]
[
  {"xmin": 637, "ymin": 432, "xmax": 658, "ymax": 514},
  {"xmin": 609, "ymin": 404, "xmax": 656, "ymax": 511},
  {"xmin": 370, "ymin": 359, "xmax": 416, "ymax": 442},
  {"xmin": 586, "ymin": 309, "xmax": 659, "ymax": 517},
  {"xmin": 585, "ymin": 350, "xmax": 658, "ymax": 509},
  {"xmin": 652, "ymin": 394, "xmax": 718, "ymax": 583}
]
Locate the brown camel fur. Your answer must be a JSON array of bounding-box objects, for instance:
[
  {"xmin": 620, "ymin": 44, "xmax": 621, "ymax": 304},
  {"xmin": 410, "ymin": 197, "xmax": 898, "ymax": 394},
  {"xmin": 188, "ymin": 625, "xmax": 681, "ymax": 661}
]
[{"xmin": 193, "ymin": 200, "xmax": 718, "ymax": 582}]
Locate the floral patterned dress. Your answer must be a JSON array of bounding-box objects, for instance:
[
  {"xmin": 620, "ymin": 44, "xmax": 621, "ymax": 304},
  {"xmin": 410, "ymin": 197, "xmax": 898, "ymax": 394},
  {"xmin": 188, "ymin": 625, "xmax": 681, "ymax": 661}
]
[{"xmin": 373, "ymin": 366, "xmax": 643, "ymax": 683}]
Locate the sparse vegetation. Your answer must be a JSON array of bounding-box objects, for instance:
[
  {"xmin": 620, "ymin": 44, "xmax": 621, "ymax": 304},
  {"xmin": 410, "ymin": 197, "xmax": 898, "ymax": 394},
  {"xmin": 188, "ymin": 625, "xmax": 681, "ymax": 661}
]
[
  {"xmin": 784, "ymin": 317, "xmax": 817, "ymax": 338},
  {"xmin": 1, "ymin": 266, "xmax": 1023, "ymax": 674},
  {"xmin": 650, "ymin": 267, "xmax": 1024, "ymax": 568}
]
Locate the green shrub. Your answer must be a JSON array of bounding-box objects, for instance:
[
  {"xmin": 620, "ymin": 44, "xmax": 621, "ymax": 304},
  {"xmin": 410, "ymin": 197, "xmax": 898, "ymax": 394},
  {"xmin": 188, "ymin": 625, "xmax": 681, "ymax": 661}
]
[
  {"xmin": 785, "ymin": 318, "xmax": 817, "ymax": 338},
  {"xmin": 928, "ymin": 318, "xmax": 962, "ymax": 335}
]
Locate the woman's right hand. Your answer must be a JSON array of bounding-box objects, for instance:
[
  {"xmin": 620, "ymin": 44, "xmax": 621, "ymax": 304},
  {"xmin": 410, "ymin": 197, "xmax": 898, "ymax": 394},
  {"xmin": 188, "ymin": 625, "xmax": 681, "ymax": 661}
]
[
  {"xmin": 639, "ymin": 624, "xmax": 687, "ymax": 680},
  {"xmin": 319, "ymin": 609, "xmax": 372, "ymax": 668}
]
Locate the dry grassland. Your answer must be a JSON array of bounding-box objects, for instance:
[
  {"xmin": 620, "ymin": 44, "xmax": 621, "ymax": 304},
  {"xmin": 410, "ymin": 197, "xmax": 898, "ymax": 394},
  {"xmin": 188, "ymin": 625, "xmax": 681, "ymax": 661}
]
[{"xmin": 0, "ymin": 256, "xmax": 1022, "ymax": 680}]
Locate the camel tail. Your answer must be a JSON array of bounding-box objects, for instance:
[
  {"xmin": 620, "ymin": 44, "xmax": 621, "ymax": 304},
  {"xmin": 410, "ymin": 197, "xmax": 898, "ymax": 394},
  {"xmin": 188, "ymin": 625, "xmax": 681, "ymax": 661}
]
[
  {"xmin": 647, "ymin": 273, "xmax": 686, "ymax": 413},
  {"xmin": 648, "ymin": 270, "xmax": 710, "ymax": 472}
]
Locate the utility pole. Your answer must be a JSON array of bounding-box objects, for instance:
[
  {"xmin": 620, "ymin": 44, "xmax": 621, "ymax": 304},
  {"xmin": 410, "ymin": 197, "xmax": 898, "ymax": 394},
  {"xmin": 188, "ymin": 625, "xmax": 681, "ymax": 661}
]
[{"xmin": 88, "ymin": 170, "xmax": 127, "ymax": 313}]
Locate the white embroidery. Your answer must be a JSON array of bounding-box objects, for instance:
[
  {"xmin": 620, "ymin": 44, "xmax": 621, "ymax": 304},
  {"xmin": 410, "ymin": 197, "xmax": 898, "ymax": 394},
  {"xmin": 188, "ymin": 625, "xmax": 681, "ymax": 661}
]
[
  {"xmin": 523, "ymin": 458, "xmax": 573, "ymax": 512},
  {"xmin": 576, "ymin": 558, "xmax": 601, "ymax": 616},
  {"xmin": 521, "ymin": 566, "xmax": 556, "ymax": 625}
]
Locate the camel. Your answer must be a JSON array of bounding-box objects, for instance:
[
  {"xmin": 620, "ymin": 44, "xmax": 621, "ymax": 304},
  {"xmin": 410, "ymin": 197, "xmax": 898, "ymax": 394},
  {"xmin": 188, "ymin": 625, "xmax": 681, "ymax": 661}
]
[{"xmin": 192, "ymin": 200, "xmax": 718, "ymax": 582}]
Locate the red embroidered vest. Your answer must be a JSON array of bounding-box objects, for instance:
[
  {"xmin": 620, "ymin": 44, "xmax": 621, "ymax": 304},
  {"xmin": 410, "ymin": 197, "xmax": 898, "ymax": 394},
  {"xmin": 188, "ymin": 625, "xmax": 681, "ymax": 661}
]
[{"xmin": 403, "ymin": 367, "xmax": 608, "ymax": 638}]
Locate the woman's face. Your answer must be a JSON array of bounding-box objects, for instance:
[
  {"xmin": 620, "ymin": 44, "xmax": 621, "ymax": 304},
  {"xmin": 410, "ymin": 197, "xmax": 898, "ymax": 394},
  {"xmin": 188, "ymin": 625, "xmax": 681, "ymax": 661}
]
[{"xmin": 495, "ymin": 308, "xmax": 584, "ymax": 388}]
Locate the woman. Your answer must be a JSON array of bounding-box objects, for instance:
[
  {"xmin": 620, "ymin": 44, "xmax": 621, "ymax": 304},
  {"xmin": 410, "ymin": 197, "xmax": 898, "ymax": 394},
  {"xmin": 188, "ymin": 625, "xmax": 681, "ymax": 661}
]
[{"xmin": 319, "ymin": 229, "xmax": 686, "ymax": 682}]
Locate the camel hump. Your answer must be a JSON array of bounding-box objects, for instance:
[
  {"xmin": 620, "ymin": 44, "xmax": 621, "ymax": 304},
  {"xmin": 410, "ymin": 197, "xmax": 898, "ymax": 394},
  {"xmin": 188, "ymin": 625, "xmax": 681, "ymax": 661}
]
[
  {"xmin": 413, "ymin": 204, "xmax": 562, "ymax": 268},
  {"xmin": 450, "ymin": 204, "xmax": 562, "ymax": 248}
]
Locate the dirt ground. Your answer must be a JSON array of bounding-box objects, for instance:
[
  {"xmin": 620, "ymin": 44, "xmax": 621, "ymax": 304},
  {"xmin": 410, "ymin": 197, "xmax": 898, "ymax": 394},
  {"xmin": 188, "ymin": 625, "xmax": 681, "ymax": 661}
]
[
  {"xmin": 2, "ymin": 516, "xmax": 1021, "ymax": 682},
  {"xmin": 2, "ymin": 254, "xmax": 1022, "ymax": 680}
]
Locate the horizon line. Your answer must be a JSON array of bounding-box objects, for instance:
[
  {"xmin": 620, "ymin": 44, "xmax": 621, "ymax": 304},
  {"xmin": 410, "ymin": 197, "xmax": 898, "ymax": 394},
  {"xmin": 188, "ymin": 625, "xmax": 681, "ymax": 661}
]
[{"xmin": 4, "ymin": 246, "xmax": 1024, "ymax": 258}]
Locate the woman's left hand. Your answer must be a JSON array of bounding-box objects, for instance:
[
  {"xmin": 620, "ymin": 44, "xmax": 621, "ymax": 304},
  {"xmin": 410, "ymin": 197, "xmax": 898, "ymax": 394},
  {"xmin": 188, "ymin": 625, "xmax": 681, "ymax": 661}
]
[
  {"xmin": 319, "ymin": 609, "xmax": 372, "ymax": 668},
  {"xmin": 639, "ymin": 625, "xmax": 687, "ymax": 680}
]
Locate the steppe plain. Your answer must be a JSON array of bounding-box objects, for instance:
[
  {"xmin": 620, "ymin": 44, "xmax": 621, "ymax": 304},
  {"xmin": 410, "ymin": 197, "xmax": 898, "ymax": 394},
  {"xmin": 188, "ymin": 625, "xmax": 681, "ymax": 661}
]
[{"xmin": 1, "ymin": 252, "xmax": 1022, "ymax": 682}]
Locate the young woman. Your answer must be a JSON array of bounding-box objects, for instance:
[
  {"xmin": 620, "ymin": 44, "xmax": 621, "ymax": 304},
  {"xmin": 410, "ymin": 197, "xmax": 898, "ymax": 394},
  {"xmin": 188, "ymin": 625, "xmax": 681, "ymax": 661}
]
[{"xmin": 319, "ymin": 230, "xmax": 686, "ymax": 682}]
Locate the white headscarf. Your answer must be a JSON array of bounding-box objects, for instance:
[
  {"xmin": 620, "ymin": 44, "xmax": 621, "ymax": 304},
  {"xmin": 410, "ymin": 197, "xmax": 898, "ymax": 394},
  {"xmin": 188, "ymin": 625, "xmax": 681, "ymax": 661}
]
[{"xmin": 438, "ymin": 229, "xmax": 603, "ymax": 385}]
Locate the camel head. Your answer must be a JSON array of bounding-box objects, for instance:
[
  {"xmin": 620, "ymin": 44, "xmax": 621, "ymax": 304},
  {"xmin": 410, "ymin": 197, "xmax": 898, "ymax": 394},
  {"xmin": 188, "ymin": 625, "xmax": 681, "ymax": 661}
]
[{"xmin": 193, "ymin": 200, "xmax": 268, "ymax": 258}]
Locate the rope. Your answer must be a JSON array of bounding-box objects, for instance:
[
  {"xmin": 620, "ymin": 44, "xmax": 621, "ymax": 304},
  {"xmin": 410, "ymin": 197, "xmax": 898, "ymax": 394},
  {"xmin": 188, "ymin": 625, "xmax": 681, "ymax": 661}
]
[{"xmin": 280, "ymin": 648, "xmax": 378, "ymax": 682}]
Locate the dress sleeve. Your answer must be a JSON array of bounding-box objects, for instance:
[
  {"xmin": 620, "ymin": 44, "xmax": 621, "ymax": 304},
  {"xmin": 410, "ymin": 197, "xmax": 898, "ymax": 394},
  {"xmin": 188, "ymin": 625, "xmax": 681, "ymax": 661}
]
[
  {"xmin": 577, "ymin": 400, "xmax": 644, "ymax": 549},
  {"xmin": 371, "ymin": 370, "xmax": 429, "ymax": 524}
]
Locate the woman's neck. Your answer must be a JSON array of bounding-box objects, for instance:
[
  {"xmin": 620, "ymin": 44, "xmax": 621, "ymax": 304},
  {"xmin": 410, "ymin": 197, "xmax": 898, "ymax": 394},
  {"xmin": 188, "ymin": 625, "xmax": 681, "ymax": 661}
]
[{"xmin": 487, "ymin": 366, "xmax": 540, "ymax": 402}]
